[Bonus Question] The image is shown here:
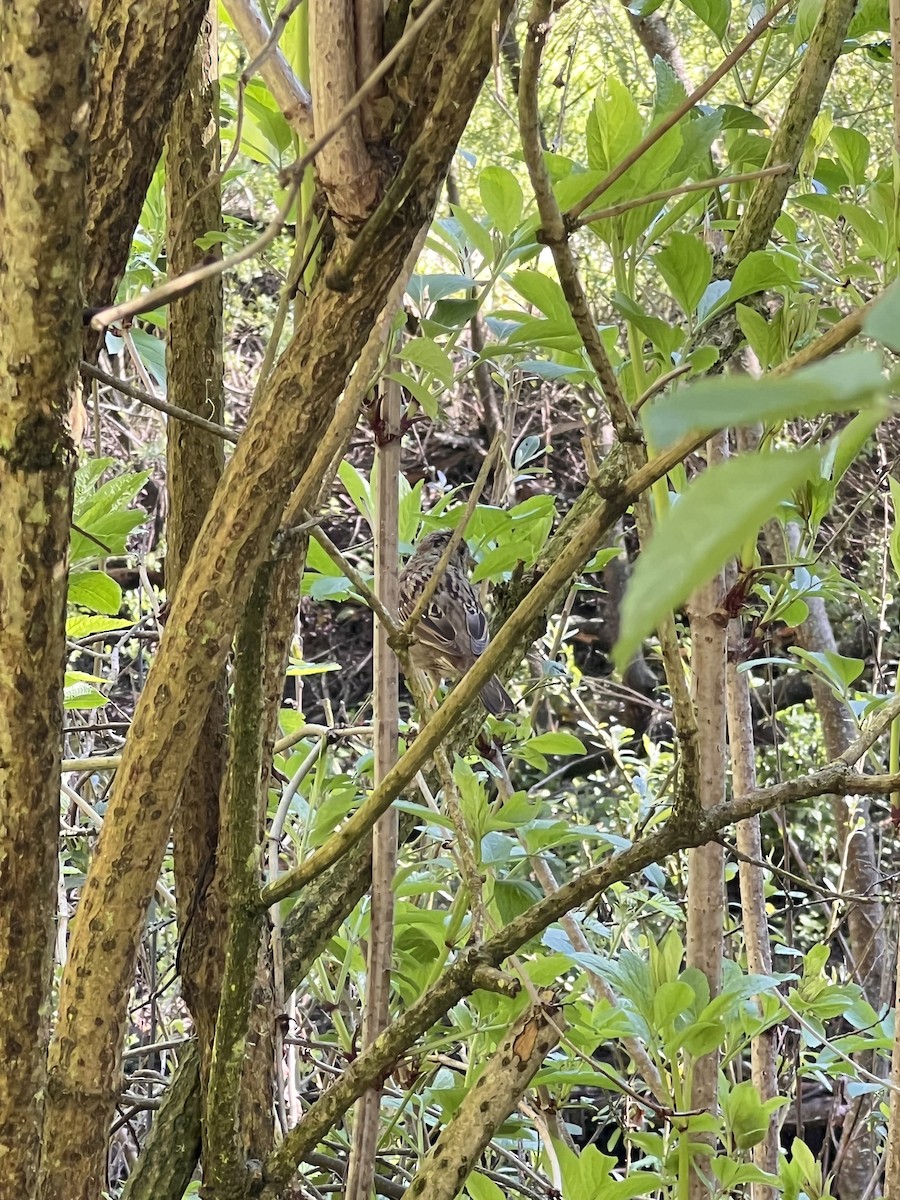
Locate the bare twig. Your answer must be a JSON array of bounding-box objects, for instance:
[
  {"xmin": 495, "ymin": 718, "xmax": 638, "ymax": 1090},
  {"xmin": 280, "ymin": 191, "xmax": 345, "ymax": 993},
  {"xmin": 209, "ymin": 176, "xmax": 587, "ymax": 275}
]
[
  {"xmin": 573, "ymin": 164, "xmax": 792, "ymax": 229},
  {"xmin": 345, "ymin": 375, "xmax": 402, "ymax": 1200},
  {"xmin": 80, "ymin": 362, "xmax": 238, "ymax": 443},
  {"xmin": 223, "ymin": 0, "xmax": 312, "ymax": 134},
  {"xmin": 518, "ymin": 0, "xmax": 634, "ymax": 439}
]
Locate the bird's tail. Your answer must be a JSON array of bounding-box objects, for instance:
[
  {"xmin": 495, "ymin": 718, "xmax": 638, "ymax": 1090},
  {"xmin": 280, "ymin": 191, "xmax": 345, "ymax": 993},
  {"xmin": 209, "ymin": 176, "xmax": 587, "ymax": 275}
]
[{"xmin": 480, "ymin": 675, "xmax": 515, "ymax": 717}]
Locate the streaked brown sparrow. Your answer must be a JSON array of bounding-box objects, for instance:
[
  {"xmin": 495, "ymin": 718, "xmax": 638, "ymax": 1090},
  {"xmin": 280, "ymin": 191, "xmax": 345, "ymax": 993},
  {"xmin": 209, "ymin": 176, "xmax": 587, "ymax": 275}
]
[{"xmin": 399, "ymin": 529, "xmax": 514, "ymax": 717}]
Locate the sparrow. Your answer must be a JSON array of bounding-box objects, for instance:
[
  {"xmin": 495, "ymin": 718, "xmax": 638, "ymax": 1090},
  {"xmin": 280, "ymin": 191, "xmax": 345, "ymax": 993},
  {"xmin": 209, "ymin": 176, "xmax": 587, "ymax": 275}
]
[{"xmin": 398, "ymin": 529, "xmax": 515, "ymax": 717}]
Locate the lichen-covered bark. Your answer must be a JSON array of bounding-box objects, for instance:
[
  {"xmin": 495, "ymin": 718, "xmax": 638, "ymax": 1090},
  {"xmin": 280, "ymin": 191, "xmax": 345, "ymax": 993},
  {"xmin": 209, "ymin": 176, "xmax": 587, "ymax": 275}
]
[
  {"xmin": 39, "ymin": 2, "xmax": 513, "ymax": 1195},
  {"xmin": 0, "ymin": 0, "xmax": 89, "ymax": 1192},
  {"xmin": 164, "ymin": 16, "xmax": 229, "ymax": 1072},
  {"xmin": 399, "ymin": 999, "xmax": 564, "ymax": 1200},
  {"xmin": 83, "ymin": 0, "xmax": 209, "ymax": 309}
]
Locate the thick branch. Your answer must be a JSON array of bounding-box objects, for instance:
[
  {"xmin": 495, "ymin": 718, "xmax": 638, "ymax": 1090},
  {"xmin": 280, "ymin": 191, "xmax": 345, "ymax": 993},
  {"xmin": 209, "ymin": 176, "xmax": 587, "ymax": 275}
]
[
  {"xmin": 0, "ymin": 0, "xmax": 88, "ymax": 1193},
  {"xmin": 726, "ymin": 0, "xmax": 860, "ymax": 264}
]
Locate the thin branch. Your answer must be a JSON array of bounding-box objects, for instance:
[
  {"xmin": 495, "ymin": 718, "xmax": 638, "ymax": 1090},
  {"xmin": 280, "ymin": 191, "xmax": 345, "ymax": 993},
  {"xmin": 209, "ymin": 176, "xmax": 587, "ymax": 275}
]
[
  {"xmin": 345, "ymin": 374, "xmax": 402, "ymax": 1200},
  {"xmin": 223, "ymin": 0, "xmax": 312, "ymax": 134},
  {"xmin": 573, "ymin": 164, "xmax": 792, "ymax": 229},
  {"xmin": 309, "ymin": 525, "xmax": 403, "ymax": 638},
  {"xmin": 519, "ymin": 0, "xmax": 635, "ymax": 439},
  {"xmin": 80, "ymin": 362, "xmax": 238, "ymax": 443},
  {"xmin": 726, "ymin": 0, "xmax": 862, "ymax": 264}
]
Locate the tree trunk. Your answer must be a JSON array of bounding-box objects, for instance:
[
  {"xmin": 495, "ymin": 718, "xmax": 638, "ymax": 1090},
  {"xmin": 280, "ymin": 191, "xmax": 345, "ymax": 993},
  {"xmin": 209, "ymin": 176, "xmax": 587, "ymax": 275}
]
[{"xmin": 0, "ymin": 0, "xmax": 88, "ymax": 1192}]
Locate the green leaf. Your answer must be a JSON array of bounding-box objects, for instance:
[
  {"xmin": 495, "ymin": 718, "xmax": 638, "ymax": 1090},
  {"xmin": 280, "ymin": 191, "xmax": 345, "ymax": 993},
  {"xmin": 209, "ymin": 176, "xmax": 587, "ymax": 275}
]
[
  {"xmin": 653, "ymin": 980, "xmax": 696, "ymax": 1027},
  {"xmin": 655, "ymin": 233, "xmax": 712, "ymax": 315},
  {"xmin": 830, "ymin": 127, "xmax": 869, "ymax": 185},
  {"xmin": 64, "ymin": 672, "xmax": 108, "ymax": 710},
  {"xmin": 724, "ymin": 1080, "xmax": 786, "ymax": 1150},
  {"xmin": 128, "ymin": 327, "xmax": 167, "ymax": 387},
  {"xmin": 399, "ymin": 337, "xmax": 455, "ymax": 387},
  {"xmin": 678, "ymin": 0, "xmax": 731, "ymax": 37},
  {"xmin": 510, "ymin": 270, "xmax": 572, "ymax": 322},
  {"xmin": 863, "ymin": 282, "xmax": 900, "ymax": 351},
  {"xmin": 479, "ymin": 166, "xmax": 524, "ymax": 236},
  {"xmin": 677, "ymin": 1020, "xmax": 726, "ymax": 1057},
  {"xmin": 525, "ymin": 732, "xmax": 586, "ymax": 757},
  {"xmin": 337, "ymin": 460, "xmax": 372, "ymax": 522},
  {"xmin": 790, "ymin": 647, "xmax": 864, "ymax": 693},
  {"xmin": 612, "ymin": 292, "xmax": 682, "ymax": 357},
  {"xmin": 614, "ymin": 449, "xmax": 821, "ymax": 670},
  {"xmin": 840, "ymin": 202, "xmax": 887, "ymax": 257},
  {"xmin": 450, "ymin": 204, "xmax": 495, "ymax": 265},
  {"xmin": 466, "ymin": 1174, "xmax": 506, "ymax": 1200},
  {"xmin": 727, "ymin": 250, "xmax": 799, "ymax": 305},
  {"xmin": 387, "ymin": 370, "xmax": 440, "ymax": 420},
  {"xmin": 586, "ymin": 78, "xmax": 643, "ymax": 173},
  {"xmin": 407, "ymin": 273, "xmax": 477, "ymax": 306},
  {"xmin": 66, "ymin": 614, "xmax": 133, "ymax": 638},
  {"xmin": 888, "ymin": 477, "xmax": 900, "ymax": 582},
  {"xmin": 68, "ymin": 570, "xmax": 123, "ymax": 616},
  {"xmin": 735, "ymin": 303, "xmax": 772, "ymax": 367},
  {"xmin": 644, "ymin": 349, "xmax": 885, "ymax": 446},
  {"xmin": 793, "ymin": 0, "xmax": 823, "ymax": 44},
  {"xmin": 470, "ymin": 542, "xmax": 528, "ymax": 583}
]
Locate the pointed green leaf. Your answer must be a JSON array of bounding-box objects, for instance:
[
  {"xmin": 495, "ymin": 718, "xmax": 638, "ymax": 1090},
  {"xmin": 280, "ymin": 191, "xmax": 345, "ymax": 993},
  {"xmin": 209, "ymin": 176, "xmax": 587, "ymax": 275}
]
[
  {"xmin": 399, "ymin": 337, "xmax": 455, "ymax": 387},
  {"xmin": 614, "ymin": 449, "xmax": 820, "ymax": 670},
  {"xmin": 68, "ymin": 570, "xmax": 123, "ymax": 616},
  {"xmin": 727, "ymin": 250, "xmax": 799, "ymax": 306},
  {"xmin": 863, "ymin": 282, "xmax": 900, "ymax": 352},
  {"xmin": 678, "ymin": 0, "xmax": 731, "ymax": 37},
  {"xmin": 449, "ymin": 204, "xmax": 495, "ymax": 265},
  {"xmin": 479, "ymin": 166, "xmax": 524, "ymax": 236},
  {"xmin": 644, "ymin": 350, "xmax": 885, "ymax": 446},
  {"xmin": 655, "ymin": 233, "xmax": 712, "ymax": 315}
]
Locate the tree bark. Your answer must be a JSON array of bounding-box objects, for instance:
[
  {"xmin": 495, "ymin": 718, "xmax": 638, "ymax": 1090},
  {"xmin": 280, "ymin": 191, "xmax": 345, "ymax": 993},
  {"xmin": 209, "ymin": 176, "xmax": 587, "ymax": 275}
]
[
  {"xmin": 0, "ymin": 0, "xmax": 89, "ymax": 1192},
  {"xmin": 83, "ymin": 0, "xmax": 210, "ymax": 310},
  {"xmin": 164, "ymin": 13, "xmax": 229, "ymax": 1075},
  {"xmin": 39, "ymin": 3, "xmax": 512, "ymax": 1194}
]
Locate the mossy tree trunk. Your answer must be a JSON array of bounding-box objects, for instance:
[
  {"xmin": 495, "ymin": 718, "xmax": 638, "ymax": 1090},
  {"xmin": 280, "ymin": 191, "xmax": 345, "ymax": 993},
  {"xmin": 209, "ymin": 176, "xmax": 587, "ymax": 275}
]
[{"xmin": 0, "ymin": 0, "xmax": 89, "ymax": 1192}]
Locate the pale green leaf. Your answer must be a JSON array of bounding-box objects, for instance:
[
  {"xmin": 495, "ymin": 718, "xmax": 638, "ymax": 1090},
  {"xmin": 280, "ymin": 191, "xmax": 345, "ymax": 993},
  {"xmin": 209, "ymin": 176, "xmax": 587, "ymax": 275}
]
[
  {"xmin": 644, "ymin": 349, "xmax": 885, "ymax": 446},
  {"xmin": 863, "ymin": 281, "xmax": 900, "ymax": 352},
  {"xmin": 678, "ymin": 0, "xmax": 731, "ymax": 38},
  {"xmin": 479, "ymin": 166, "xmax": 524, "ymax": 236},
  {"xmin": 655, "ymin": 233, "xmax": 712, "ymax": 315},
  {"xmin": 68, "ymin": 570, "xmax": 123, "ymax": 616},
  {"xmin": 614, "ymin": 450, "xmax": 821, "ymax": 670},
  {"xmin": 399, "ymin": 337, "xmax": 455, "ymax": 387}
]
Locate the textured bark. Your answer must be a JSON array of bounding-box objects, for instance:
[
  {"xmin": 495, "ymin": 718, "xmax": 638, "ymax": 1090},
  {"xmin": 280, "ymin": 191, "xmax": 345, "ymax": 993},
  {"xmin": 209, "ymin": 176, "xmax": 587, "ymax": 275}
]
[
  {"xmin": 164, "ymin": 16, "xmax": 229, "ymax": 1072},
  {"xmin": 726, "ymin": 591, "xmax": 778, "ymax": 1200},
  {"xmin": 40, "ymin": 2, "xmax": 509, "ymax": 1194},
  {"xmin": 0, "ymin": 0, "xmax": 88, "ymax": 1192},
  {"xmin": 794, "ymin": 588, "xmax": 886, "ymax": 1198},
  {"xmin": 309, "ymin": 0, "xmax": 380, "ymax": 224},
  {"xmin": 399, "ymin": 999, "xmax": 564, "ymax": 1200},
  {"xmin": 83, "ymin": 0, "xmax": 210, "ymax": 309},
  {"xmin": 205, "ymin": 570, "xmax": 275, "ymax": 1198},
  {"xmin": 118, "ymin": 1046, "xmax": 203, "ymax": 1200},
  {"xmin": 686, "ymin": 550, "xmax": 727, "ymax": 1198}
]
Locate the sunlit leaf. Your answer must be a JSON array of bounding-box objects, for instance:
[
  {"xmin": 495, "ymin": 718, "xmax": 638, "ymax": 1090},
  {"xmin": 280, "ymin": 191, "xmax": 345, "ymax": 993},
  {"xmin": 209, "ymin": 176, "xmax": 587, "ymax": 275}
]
[
  {"xmin": 614, "ymin": 449, "xmax": 821, "ymax": 669},
  {"xmin": 644, "ymin": 350, "xmax": 885, "ymax": 446}
]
